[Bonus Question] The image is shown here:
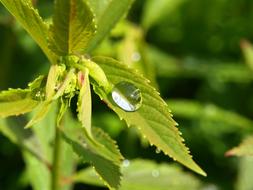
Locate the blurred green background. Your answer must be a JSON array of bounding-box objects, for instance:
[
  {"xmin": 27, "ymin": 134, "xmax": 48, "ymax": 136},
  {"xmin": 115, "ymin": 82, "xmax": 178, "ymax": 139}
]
[{"xmin": 1, "ymin": 0, "xmax": 253, "ymax": 189}]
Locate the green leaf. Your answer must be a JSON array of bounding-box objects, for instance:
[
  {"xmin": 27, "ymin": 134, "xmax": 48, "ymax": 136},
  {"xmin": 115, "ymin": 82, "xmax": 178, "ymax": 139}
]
[
  {"xmin": 86, "ymin": 0, "xmax": 134, "ymax": 52},
  {"xmin": 92, "ymin": 56, "xmax": 206, "ymax": 176},
  {"xmin": 0, "ymin": 117, "xmax": 51, "ymax": 190},
  {"xmin": 0, "ymin": 89, "xmax": 39, "ymax": 117},
  {"xmin": 77, "ymin": 69, "xmax": 92, "ymax": 138},
  {"xmin": 53, "ymin": 68, "xmax": 76, "ymax": 100},
  {"xmin": 0, "ymin": 0, "xmax": 56, "ymax": 63},
  {"xmin": 236, "ymin": 157, "xmax": 253, "ymax": 190},
  {"xmin": 27, "ymin": 106, "xmax": 75, "ymax": 190},
  {"xmin": 46, "ymin": 64, "xmax": 66, "ymax": 100},
  {"xmin": 77, "ymin": 58, "xmax": 112, "ymax": 93},
  {"xmin": 49, "ymin": 0, "xmax": 97, "ymax": 55},
  {"xmin": 226, "ymin": 136, "xmax": 253, "ymax": 157},
  {"xmin": 74, "ymin": 159, "xmax": 202, "ymax": 190},
  {"xmin": 25, "ymin": 101, "xmax": 52, "ymax": 128},
  {"xmin": 62, "ymin": 113, "xmax": 123, "ymax": 189}
]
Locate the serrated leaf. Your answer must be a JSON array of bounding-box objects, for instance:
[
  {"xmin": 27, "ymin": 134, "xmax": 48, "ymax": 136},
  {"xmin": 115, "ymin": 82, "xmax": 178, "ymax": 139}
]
[
  {"xmin": 74, "ymin": 159, "xmax": 202, "ymax": 190},
  {"xmin": 62, "ymin": 113, "xmax": 123, "ymax": 189},
  {"xmin": 46, "ymin": 64, "xmax": 66, "ymax": 99},
  {"xmin": 53, "ymin": 68, "xmax": 76, "ymax": 100},
  {"xmin": 25, "ymin": 101, "xmax": 52, "ymax": 128},
  {"xmin": 0, "ymin": 106, "xmax": 75, "ymax": 190},
  {"xmin": 0, "ymin": 0, "xmax": 56, "ymax": 63},
  {"xmin": 77, "ymin": 69, "xmax": 92, "ymax": 138},
  {"xmin": 49, "ymin": 0, "xmax": 96, "ymax": 55},
  {"xmin": 91, "ymin": 56, "xmax": 206, "ymax": 176},
  {"xmin": 0, "ymin": 89, "xmax": 39, "ymax": 117},
  {"xmin": 0, "ymin": 117, "xmax": 51, "ymax": 190},
  {"xmin": 86, "ymin": 0, "xmax": 134, "ymax": 52},
  {"xmin": 226, "ymin": 136, "xmax": 253, "ymax": 157},
  {"xmin": 236, "ymin": 157, "xmax": 253, "ymax": 190}
]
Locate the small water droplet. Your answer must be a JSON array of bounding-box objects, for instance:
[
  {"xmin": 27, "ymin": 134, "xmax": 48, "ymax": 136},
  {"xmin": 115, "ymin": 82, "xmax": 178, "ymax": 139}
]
[
  {"xmin": 122, "ymin": 159, "xmax": 130, "ymax": 167},
  {"xmin": 111, "ymin": 81, "xmax": 142, "ymax": 112},
  {"xmin": 32, "ymin": 88, "xmax": 45, "ymax": 101},
  {"xmin": 155, "ymin": 148, "xmax": 161, "ymax": 154},
  {"xmin": 131, "ymin": 52, "xmax": 141, "ymax": 62},
  {"xmin": 151, "ymin": 170, "xmax": 160, "ymax": 178},
  {"xmin": 82, "ymin": 143, "xmax": 88, "ymax": 148}
]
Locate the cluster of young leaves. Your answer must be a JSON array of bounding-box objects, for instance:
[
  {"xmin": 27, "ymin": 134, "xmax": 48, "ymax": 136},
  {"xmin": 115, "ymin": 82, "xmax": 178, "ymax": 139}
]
[{"xmin": 0, "ymin": 0, "xmax": 205, "ymax": 189}]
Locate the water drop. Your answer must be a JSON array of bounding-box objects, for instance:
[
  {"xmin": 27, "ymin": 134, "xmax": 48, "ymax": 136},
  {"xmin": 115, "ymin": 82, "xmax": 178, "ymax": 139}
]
[
  {"xmin": 151, "ymin": 170, "xmax": 160, "ymax": 178},
  {"xmin": 111, "ymin": 81, "xmax": 142, "ymax": 112},
  {"xmin": 155, "ymin": 148, "xmax": 161, "ymax": 154},
  {"xmin": 131, "ymin": 52, "xmax": 141, "ymax": 62},
  {"xmin": 32, "ymin": 88, "xmax": 45, "ymax": 101},
  {"xmin": 122, "ymin": 159, "xmax": 130, "ymax": 167}
]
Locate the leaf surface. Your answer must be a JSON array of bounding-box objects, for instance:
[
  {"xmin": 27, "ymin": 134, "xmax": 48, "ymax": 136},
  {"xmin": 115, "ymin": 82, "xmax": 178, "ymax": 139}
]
[
  {"xmin": 0, "ymin": 89, "xmax": 39, "ymax": 117},
  {"xmin": 236, "ymin": 157, "xmax": 253, "ymax": 190},
  {"xmin": 92, "ymin": 56, "xmax": 206, "ymax": 176},
  {"xmin": 74, "ymin": 159, "xmax": 202, "ymax": 190},
  {"xmin": 25, "ymin": 101, "xmax": 52, "ymax": 128},
  {"xmin": 62, "ymin": 113, "xmax": 123, "ymax": 189},
  {"xmin": 77, "ymin": 69, "xmax": 92, "ymax": 138},
  {"xmin": 49, "ymin": 0, "xmax": 96, "ymax": 55},
  {"xmin": 226, "ymin": 136, "xmax": 253, "ymax": 157}
]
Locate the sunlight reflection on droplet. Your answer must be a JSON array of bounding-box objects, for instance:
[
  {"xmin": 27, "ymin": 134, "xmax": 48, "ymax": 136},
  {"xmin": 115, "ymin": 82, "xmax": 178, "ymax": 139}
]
[
  {"xmin": 122, "ymin": 159, "xmax": 130, "ymax": 167},
  {"xmin": 111, "ymin": 81, "xmax": 142, "ymax": 112},
  {"xmin": 151, "ymin": 170, "xmax": 160, "ymax": 178},
  {"xmin": 131, "ymin": 52, "xmax": 141, "ymax": 62}
]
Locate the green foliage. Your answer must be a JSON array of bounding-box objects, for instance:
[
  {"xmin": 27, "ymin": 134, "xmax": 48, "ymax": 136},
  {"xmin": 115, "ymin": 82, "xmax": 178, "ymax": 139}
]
[
  {"xmin": 74, "ymin": 159, "xmax": 203, "ymax": 190},
  {"xmin": 77, "ymin": 69, "xmax": 92, "ymax": 138},
  {"xmin": 226, "ymin": 136, "xmax": 253, "ymax": 157},
  {"xmin": 92, "ymin": 56, "xmax": 205, "ymax": 176},
  {"xmin": 2, "ymin": 0, "xmax": 253, "ymax": 190},
  {"xmin": 236, "ymin": 157, "xmax": 253, "ymax": 190},
  {"xmin": 62, "ymin": 113, "xmax": 123, "ymax": 189},
  {"xmin": 0, "ymin": 90, "xmax": 39, "ymax": 117},
  {"xmin": 49, "ymin": 0, "xmax": 96, "ymax": 55},
  {"xmin": 0, "ymin": 74, "xmax": 46, "ymax": 117}
]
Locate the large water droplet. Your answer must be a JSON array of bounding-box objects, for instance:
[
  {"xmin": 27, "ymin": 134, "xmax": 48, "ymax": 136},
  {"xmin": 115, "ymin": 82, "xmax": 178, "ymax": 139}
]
[{"xmin": 111, "ymin": 81, "xmax": 142, "ymax": 112}]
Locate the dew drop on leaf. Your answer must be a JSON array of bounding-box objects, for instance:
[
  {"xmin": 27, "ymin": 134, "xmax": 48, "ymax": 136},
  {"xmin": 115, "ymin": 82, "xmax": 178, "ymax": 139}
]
[
  {"xmin": 122, "ymin": 159, "xmax": 130, "ymax": 167},
  {"xmin": 111, "ymin": 81, "xmax": 142, "ymax": 112},
  {"xmin": 151, "ymin": 170, "xmax": 160, "ymax": 178},
  {"xmin": 131, "ymin": 52, "xmax": 141, "ymax": 62},
  {"xmin": 31, "ymin": 88, "xmax": 45, "ymax": 101},
  {"xmin": 155, "ymin": 148, "xmax": 161, "ymax": 154}
]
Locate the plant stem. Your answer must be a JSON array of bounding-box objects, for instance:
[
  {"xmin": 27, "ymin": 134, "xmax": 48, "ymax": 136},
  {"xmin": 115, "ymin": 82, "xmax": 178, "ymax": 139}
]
[{"xmin": 51, "ymin": 122, "xmax": 62, "ymax": 190}]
